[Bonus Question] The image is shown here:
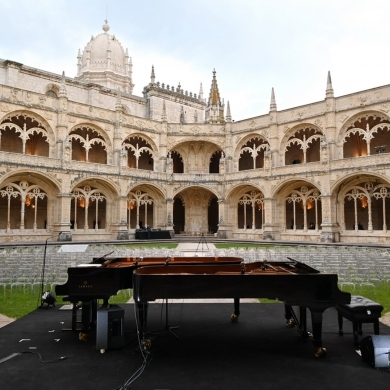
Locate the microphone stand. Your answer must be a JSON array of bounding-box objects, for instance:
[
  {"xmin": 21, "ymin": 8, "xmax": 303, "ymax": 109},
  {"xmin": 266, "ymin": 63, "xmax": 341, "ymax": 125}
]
[
  {"xmin": 195, "ymin": 233, "xmax": 209, "ymax": 255},
  {"xmin": 37, "ymin": 232, "xmax": 62, "ymax": 308}
]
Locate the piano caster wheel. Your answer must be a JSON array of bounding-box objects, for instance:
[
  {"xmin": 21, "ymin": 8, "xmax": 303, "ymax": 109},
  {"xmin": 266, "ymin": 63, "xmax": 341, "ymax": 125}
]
[
  {"xmin": 231, "ymin": 314, "xmax": 239, "ymax": 323},
  {"xmin": 286, "ymin": 319, "xmax": 295, "ymax": 328},
  {"xmin": 314, "ymin": 347, "xmax": 327, "ymax": 358},
  {"xmin": 100, "ymin": 349, "xmax": 106, "ymax": 354},
  {"xmin": 78, "ymin": 332, "xmax": 88, "ymax": 342},
  {"xmin": 142, "ymin": 338, "xmax": 152, "ymax": 351}
]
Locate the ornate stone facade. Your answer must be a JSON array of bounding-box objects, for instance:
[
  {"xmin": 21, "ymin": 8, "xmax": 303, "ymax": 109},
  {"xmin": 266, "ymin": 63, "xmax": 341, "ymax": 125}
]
[{"xmin": 1, "ymin": 22, "xmax": 390, "ymax": 244}]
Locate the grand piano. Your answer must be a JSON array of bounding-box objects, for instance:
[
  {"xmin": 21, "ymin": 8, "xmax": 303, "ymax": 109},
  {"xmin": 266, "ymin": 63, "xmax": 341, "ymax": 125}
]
[
  {"xmin": 133, "ymin": 258, "xmax": 351, "ymax": 357},
  {"xmin": 55, "ymin": 255, "xmax": 243, "ymax": 337}
]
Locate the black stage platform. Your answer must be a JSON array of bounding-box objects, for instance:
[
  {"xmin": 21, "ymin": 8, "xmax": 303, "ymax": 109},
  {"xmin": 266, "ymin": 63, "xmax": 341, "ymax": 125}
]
[{"xmin": 1, "ymin": 302, "xmax": 389, "ymax": 390}]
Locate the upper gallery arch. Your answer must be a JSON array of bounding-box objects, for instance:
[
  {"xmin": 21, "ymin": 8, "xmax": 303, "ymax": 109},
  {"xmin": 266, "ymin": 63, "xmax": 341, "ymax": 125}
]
[
  {"xmin": 338, "ymin": 111, "xmax": 390, "ymax": 158},
  {"xmin": 68, "ymin": 123, "xmax": 111, "ymax": 164},
  {"xmin": 235, "ymin": 134, "xmax": 270, "ymax": 171},
  {"xmin": 122, "ymin": 134, "xmax": 156, "ymax": 170},
  {"xmin": 0, "ymin": 110, "xmax": 54, "ymax": 157},
  {"xmin": 282, "ymin": 124, "xmax": 324, "ymax": 165}
]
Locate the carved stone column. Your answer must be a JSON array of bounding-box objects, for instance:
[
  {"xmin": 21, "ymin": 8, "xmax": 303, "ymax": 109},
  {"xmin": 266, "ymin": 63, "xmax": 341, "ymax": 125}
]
[
  {"xmin": 216, "ymin": 198, "xmax": 232, "ymax": 238},
  {"xmin": 54, "ymin": 193, "xmax": 72, "ymax": 241},
  {"xmin": 319, "ymin": 194, "xmax": 339, "ymax": 242},
  {"xmin": 165, "ymin": 198, "xmax": 175, "ymax": 237},
  {"xmin": 111, "ymin": 196, "xmax": 130, "ymax": 240},
  {"xmin": 262, "ymin": 197, "xmax": 280, "ymax": 240}
]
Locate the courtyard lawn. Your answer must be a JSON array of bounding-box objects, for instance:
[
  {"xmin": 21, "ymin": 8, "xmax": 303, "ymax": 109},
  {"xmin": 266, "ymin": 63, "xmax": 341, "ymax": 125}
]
[{"xmin": 1, "ymin": 282, "xmax": 389, "ymax": 321}]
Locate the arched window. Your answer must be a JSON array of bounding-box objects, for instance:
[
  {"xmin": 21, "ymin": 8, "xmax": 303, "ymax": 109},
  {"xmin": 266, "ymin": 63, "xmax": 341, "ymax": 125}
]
[
  {"xmin": 122, "ymin": 136, "xmax": 154, "ymax": 170},
  {"xmin": 126, "ymin": 190, "xmax": 154, "ymax": 229},
  {"xmin": 285, "ymin": 186, "xmax": 321, "ymax": 231},
  {"xmin": 343, "ymin": 115, "xmax": 390, "ymax": 158},
  {"xmin": 0, "ymin": 114, "xmax": 50, "ymax": 156},
  {"xmin": 285, "ymin": 127, "xmax": 322, "ymax": 165},
  {"xmin": 0, "ymin": 181, "xmax": 47, "ymax": 232},
  {"xmin": 71, "ymin": 186, "xmax": 106, "ymax": 230},
  {"xmin": 238, "ymin": 137, "xmax": 268, "ymax": 171},
  {"xmin": 69, "ymin": 126, "xmax": 107, "ymax": 164},
  {"xmin": 237, "ymin": 191, "xmax": 264, "ymax": 229}
]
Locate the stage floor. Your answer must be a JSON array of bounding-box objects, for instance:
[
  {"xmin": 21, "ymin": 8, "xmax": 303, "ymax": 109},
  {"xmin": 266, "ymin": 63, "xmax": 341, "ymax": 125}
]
[{"xmin": 1, "ymin": 302, "xmax": 389, "ymax": 390}]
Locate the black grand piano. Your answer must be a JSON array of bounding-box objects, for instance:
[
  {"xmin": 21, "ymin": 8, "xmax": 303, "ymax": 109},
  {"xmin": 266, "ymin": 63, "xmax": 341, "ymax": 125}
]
[
  {"xmin": 132, "ymin": 259, "xmax": 351, "ymax": 357},
  {"xmin": 55, "ymin": 255, "xmax": 243, "ymax": 337}
]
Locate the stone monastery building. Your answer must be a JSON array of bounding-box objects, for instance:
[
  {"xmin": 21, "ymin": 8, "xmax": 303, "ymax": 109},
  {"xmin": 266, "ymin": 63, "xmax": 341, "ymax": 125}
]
[{"xmin": 1, "ymin": 20, "xmax": 390, "ymax": 244}]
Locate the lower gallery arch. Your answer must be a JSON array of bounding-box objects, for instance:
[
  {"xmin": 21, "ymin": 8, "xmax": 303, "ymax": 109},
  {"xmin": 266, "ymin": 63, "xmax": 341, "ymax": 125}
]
[
  {"xmin": 336, "ymin": 175, "xmax": 390, "ymax": 235},
  {"xmin": 71, "ymin": 183, "xmax": 108, "ymax": 231},
  {"xmin": 237, "ymin": 191, "xmax": 264, "ymax": 230},
  {"xmin": 274, "ymin": 181, "xmax": 322, "ymax": 234},
  {"xmin": 225, "ymin": 185, "xmax": 265, "ymax": 236},
  {"xmin": 0, "ymin": 173, "xmax": 59, "ymax": 236},
  {"xmin": 173, "ymin": 187, "xmax": 218, "ymax": 235},
  {"xmin": 126, "ymin": 185, "xmax": 165, "ymax": 230}
]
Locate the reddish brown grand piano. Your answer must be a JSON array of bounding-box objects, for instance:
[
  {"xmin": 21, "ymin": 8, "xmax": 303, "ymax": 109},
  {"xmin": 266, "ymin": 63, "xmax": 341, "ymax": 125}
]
[
  {"xmin": 55, "ymin": 255, "xmax": 243, "ymax": 335},
  {"xmin": 133, "ymin": 258, "xmax": 351, "ymax": 357}
]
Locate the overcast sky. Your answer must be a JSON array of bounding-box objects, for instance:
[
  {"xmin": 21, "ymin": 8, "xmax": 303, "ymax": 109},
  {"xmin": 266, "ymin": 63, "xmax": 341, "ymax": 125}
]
[{"xmin": 1, "ymin": 0, "xmax": 390, "ymax": 120}]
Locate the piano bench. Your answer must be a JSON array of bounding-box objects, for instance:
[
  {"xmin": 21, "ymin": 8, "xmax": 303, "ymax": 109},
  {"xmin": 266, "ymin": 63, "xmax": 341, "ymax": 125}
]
[{"xmin": 336, "ymin": 295, "xmax": 384, "ymax": 345}]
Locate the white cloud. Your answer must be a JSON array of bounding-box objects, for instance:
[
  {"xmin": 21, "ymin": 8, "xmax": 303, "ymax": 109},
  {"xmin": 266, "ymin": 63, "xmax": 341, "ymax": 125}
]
[{"xmin": 1, "ymin": 0, "xmax": 390, "ymax": 120}]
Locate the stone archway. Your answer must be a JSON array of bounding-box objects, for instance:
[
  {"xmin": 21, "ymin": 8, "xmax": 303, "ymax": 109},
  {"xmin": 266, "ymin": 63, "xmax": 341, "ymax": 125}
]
[{"xmin": 173, "ymin": 187, "xmax": 218, "ymax": 234}]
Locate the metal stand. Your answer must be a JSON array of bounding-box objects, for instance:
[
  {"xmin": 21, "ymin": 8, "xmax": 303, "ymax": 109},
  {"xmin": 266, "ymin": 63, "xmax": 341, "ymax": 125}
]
[
  {"xmin": 195, "ymin": 233, "xmax": 209, "ymax": 255},
  {"xmin": 38, "ymin": 232, "xmax": 62, "ymax": 308},
  {"xmin": 151, "ymin": 299, "xmax": 179, "ymax": 339}
]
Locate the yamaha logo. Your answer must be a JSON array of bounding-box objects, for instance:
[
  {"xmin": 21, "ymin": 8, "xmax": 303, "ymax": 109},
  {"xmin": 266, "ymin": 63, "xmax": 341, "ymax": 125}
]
[{"xmin": 78, "ymin": 281, "xmax": 92, "ymax": 288}]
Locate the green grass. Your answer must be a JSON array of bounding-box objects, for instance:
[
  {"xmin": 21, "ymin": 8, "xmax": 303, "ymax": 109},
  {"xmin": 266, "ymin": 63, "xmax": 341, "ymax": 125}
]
[
  {"xmin": 340, "ymin": 284, "xmax": 390, "ymax": 313},
  {"xmin": 1, "ymin": 283, "xmax": 389, "ymax": 321},
  {"xmin": 257, "ymin": 284, "xmax": 390, "ymax": 312},
  {"xmin": 0, "ymin": 285, "xmax": 131, "ymax": 320}
]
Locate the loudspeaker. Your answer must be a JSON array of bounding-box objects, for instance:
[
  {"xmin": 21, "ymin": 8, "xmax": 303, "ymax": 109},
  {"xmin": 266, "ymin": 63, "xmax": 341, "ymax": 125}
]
[
  {"xmin": 96, "ymin": 304, "xmax": 125, "ymax": 353},
  {"xmin": 360, "ymin": 335, "xmax": 390, "ymax": 369}
]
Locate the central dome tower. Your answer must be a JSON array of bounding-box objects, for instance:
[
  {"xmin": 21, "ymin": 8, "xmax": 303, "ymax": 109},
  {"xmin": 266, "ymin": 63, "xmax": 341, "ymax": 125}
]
[{"xmin": 76, "ymin": 20, "xmax": 134, "ymax": 94}]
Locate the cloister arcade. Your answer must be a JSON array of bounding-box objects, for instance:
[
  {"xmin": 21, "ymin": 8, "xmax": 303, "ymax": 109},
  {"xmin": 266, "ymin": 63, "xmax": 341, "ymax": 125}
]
[{"xmin": 1, "ymin": 108, "xmax": 390, "ymax": 242}]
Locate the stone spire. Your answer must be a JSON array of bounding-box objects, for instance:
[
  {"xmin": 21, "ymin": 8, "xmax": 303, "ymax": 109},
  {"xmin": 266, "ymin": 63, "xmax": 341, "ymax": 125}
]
[
  {"xmin": 225, "ymin": 101, "xmax": 232, "ymax": 122},
  {"xmin": 199, "ymin": 83, "xmax": 204, "ymax": 101},
  {"xmin": 208, "ymin": 69, "xmax": 222, "ymax": 106},
  {"xmin": 205, "ymin": 69, "xmax": 225, "ymax": 123},
  {"xmin": 270, "ymin": 87, "xmax": 277, "ymax": 111},
  {"xmin": 269, "ymin": 87, "xmax": 276, "ymax": 111},
  {"xmin": 161, "ymin": 100, "xmax": 167, "ymax": 122},
  {"xmin": 326, "ymin": 71, "xmax": 334, "ymax": 98},
  {"xmin": 77, "ymin": 49, "xmax": 82, "ymax": 76},
  {"xmin": 150, "ymin": 65, "xmax": 156, "ymax": 84},
  {"xmin": 58, "ymin": 71, "xmax": 67, "ymax": 98}
]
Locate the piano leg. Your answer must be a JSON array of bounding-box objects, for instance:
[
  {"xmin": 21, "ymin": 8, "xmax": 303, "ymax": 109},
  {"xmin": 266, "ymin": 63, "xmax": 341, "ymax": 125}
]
[
  {"xmin": 310, "ymin": 309, "xmax": 327, "ymax": 358},
  {"xmin": 78, "ymin": 300, "xmax": 98, "ymax": 342},
  {"xmin": 285, "ymin": 304, "xmax": 294, "ymax": 327},
  {"xmin": 298, "ymin": 306, "xmax": 308, "ymax": 338},
  {"xmin": 284, "ymin": 305, "xmax": 309, "ymax": 338},
  {"xmin": 71, "ymin": 302, "xmax": 78, "ymax": 331},
  {"xmin": 231, "ymin": 298, "xmax": 240, "ymax": 322}
]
